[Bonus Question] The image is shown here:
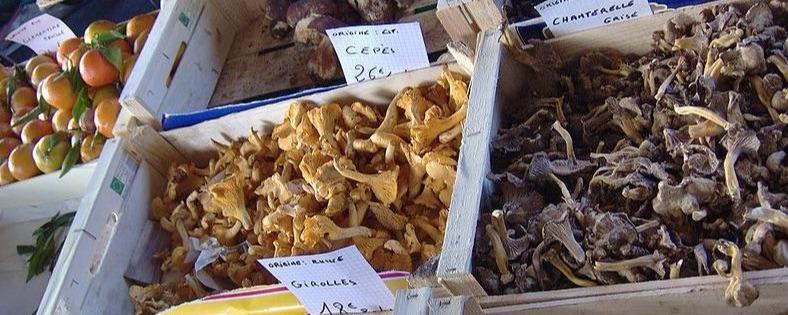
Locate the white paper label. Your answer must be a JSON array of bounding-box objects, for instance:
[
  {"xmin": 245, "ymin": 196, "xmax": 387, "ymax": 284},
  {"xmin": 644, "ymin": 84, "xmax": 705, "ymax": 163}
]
[
  {"xmin": 5, "ymin": 14, "xmax": 76, "ymax": 54},
  {"xmin": 327, "ymin": 22, "xmax": 430, "ymax": 84},
  {"xmin": 259, "ymin": 246, "xmax": 395, "ymax": 314},
  {"xmin": 535, "ymin": 0, "xmax": 653, "ymax": 37}
]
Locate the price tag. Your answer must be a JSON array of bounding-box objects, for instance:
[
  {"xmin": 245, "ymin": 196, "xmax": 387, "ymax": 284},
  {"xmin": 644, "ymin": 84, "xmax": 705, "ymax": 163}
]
[
  {"xmin": 259, "ymin": 246, "xmax": 395, "ymax": 314},
  {"xmin": 535, "ymin": 0, "xmax": 653, "ymax": 37},
  {"xmin": 5, "ymin": 14, "xmax": 76, "ymax": 55},
  {"xmin": 327, "ymin": 22, "xmax": 430, "ymax": 84}
]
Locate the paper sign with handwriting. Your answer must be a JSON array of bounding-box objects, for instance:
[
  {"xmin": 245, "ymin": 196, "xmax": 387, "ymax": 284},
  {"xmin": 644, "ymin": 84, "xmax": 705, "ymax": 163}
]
[
  {"xmin": 535, "ymin": 0, "xmax": 653, "ymax": 37},
  {"xmin": 327, "ymin": 22, "xmax": 429, "ymax": 84},
  {"xmin": 5, "ymin": 14, "xmax": 76, "ymax": 54},
  {"xmin": 259, "ymin": 246, "xmax": 395, "ymax": 314}
]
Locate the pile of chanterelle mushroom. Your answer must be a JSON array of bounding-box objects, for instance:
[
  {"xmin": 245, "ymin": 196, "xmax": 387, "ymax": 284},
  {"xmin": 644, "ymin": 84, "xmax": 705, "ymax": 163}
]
[
  {"xmin": 474, "ymin": 1, "xmax": 786, "ymax": 308},
  {"xmin": 129, "ymin": 69, "xmax": 468, "ymax": 314}
]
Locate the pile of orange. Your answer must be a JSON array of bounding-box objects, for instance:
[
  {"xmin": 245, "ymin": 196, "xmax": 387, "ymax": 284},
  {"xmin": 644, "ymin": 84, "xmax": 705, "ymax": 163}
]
[{"xmin": 0, "ymin": 13, "xmax": 156, "ymax": 186}]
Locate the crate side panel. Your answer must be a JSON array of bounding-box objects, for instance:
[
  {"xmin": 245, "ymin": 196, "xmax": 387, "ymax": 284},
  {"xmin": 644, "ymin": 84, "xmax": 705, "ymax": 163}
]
[
  {"xmin": 121, "ymin": 0, "xmax": 208, "ymax": 128},
  {"xmin": 435, "ymin": 29, "xmax": 504, "ymax": 297}
]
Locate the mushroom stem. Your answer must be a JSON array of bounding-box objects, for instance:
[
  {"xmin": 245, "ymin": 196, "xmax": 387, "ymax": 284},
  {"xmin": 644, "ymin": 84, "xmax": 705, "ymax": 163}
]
[
  {"xmin": 492, "ymin": 210, "xmax": 530, "ymax": 258},
  {"xmin": 486, "ymin": 224, "xmax": 514, "ymax": 284},
  {"xmin": 549, "ymin": 173, "xmax": 575, "ymax": 206},
  {"xmin": 715, "ymin": 240, "xmax": 759, "ymax": 307},
  {"xmin": 721, "ymin": 128, "xmax": 760, "ymax": 203},
  {"xmin": 768, "ymin": 54, "xmax": 788, "ymax": 81},
  {"xmin": 552, "ymin": 121, "xmax": 576, "ymax": 162},
  {"xmin": 544, "ymin": 249, "xmax": 596, "ymax": 287},
  {"xmin": 594, "ymin": 251, "xmax": 667, "ymax": 279},
  {"xmin": 674, "ymin": 106, "xmax": 731, "ymax": 129},
  {"xmin": 333, "ymin": 158, "xmax": 399, "ymax": 206}
]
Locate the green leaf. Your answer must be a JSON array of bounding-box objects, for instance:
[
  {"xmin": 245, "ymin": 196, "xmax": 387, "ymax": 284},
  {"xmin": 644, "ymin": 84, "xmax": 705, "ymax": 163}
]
[
  {"xmin": 44, "ymin": 132, "xmax": 60, "ymax": 156},
  {"xmin": 63, "ymin": 67, "xmax": 85, "ymax": 93},
  {"xmin": 114, "ymin": 23, "xmax": 127, "ymax": 36},
  {"xmin": 94, "ymin": 30, "xmax": 126, "ymax": 47},
  {"xmin": 71, "ymin": 87, "xmax": 89, "ymax": 124},
  {"xmin": 6, "ymin": 71, "xmax": 15, "ymax": 107},
  {"xmin": 18, "ymin": 211, "xmax": 75, "ymax": 281},
  {"xmin": 16, "ymin": 245, "xmax": 35, "ymax": 255},
  {"xmin": 11, "ymin": 105, "xmax": 43, "ymax": 127},
  {"xmin": 99, "ymin": 46, "xmax": 123, "ymax": 72},
  {"xmin": 90, "ymin": 133, "xmax": 105, "ymax": 151},
  {"xmin": 59, "ymin": 134, "xmax": 82, "ymax": 178}
]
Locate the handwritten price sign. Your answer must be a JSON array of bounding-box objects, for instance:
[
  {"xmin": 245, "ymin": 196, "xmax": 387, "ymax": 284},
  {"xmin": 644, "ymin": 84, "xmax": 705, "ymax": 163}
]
[
  {"xmin": 6, "ymin": 14, "xmax": 76, "ymax": 55},
  {"xmin": 327, "ymin": 22, "xmax": 430, "ymax": 84},
  {"xmin": 258, "ymin": 246, "xmax": 395, "ymax": 314}
]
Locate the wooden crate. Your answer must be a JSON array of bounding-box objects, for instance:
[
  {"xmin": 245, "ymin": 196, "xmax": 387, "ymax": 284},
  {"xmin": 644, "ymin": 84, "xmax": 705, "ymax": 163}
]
[
  {"xmin": 435, "ymin": 0, "xmax": 505, "ymax": 49},
  {"xmin": 120, "ymin": 0, "xmax": 452, "ymax": 131},
  {"xmin": 430, "ymin": 0, "xmax": 788, "ymax": 313},
  {"xmin": 41, "ymin": 63, "xmax": 468, "ymax": 314}
]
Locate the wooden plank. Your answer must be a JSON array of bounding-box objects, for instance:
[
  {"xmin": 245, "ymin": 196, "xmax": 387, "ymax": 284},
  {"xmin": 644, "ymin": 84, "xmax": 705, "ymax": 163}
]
[
  {"xmin": 208, "ymin": 9, "xmax": 452, "ymax": 107},
  {"xmin": 435, "ymin": 28, "xmax": 512, "ymax": 298},
  {"xmin": 436, "ymin": 0, "xmax": 505, "ymax": 49},
  {"xmin": 0, "ymin": 162, "xmax": 95, "ymax": 211},
  {"xmin": 431, "ymin": 295, "xmax": 484, "ymax": 315},
  {"xmin": 39, "ymin": 139, "xmax": 167, "ymax": 315},
  {"xmin": 483, "ymin": 268, "xmax": 788, "ymax": 315},
  {"xmin": 121, "ymin": 0, "xmax": 210, "ymax": 129},
  {"xmin": 394, "ymin": 287, "xmax": 433, "ymax": 315}
]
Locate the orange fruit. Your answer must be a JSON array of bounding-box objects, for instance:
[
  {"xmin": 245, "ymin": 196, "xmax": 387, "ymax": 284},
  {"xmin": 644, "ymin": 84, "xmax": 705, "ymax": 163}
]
[
  {"xmin": 80, "ymin": 133, "xmax": 105, "ymax": 162},
  {"xmin": 57, "ymin": 37, "xmax": 83, "ymax": 66},
  {"xmin": 134, "ymin": 29, "xmax": 150, "ymax": 55},
  {"xmin": 10, "ymin": 107, "xmax": 32, "ymax": 135},
  {"xmin": 0, "ymin": 67, "xmax": 9, "ymax": 83},
  {"xmin": 21, "ymin": 119, "xmax": 53, "ymax": 144},
  {"xmin": 65, "ymin": 45, "xmax": 87, "ymax": 70},
  {"xmin": 95, "ymin": 97, "xmax": 120, "ymax": 138},
  {"xmin": 0, "ymin": 107, "xmax": 10, "ymax": 123},
  {"xmin": 91, "ymin": 85, "xmax": 118, "ymax": 107},
  {"xmin": 30, "ymin": 63, "xmax": 60, "ymax": 87},
  {"xmin": 42, "ymin": 73, "xmax": 76, "ymax": 111},
  {"xmin": 51, "ymin": 109, "xmax": 72, "ymax": 132},
  {"xmin": 11, "ymin": 87, "xmax": 37, "ymax": 113},
  {"xmin": 126, "ymin": 14, "xmax": 155, "ymax": 43},
  {"xmin": 122, "ymin": 55, "xmax": 137, "ymax": 83},
  {"xmin": 80, "ymin": 49, "xmax": 119, "ymax": 87},
  {"xmin": 25, "ymin": 55, "xmax": 56, "ymax": 76},
  {"xmin": 0, "ymin": 78, "xmax": 8, "ymax": 102},
  {"xmin": 8, "ymin": 143, "xmax": 40, "ymax": 180},
  {"xmin": 0, "ymin": 122, "xmax": 12, "ymax": 138},
  {"xmin": 84, "ymin": 20, "xmax": 117, "ymax": 45},
  {"xmin": 0, "ymin": 160, "xmax": 14, "ymax": 185},
  {"xmin": 110, "ymin": 39, "xmax": 132, "ymax": 55},
  {"xmin": 0, "ymin": 137, "xmax": 21, "ymax": 160}
]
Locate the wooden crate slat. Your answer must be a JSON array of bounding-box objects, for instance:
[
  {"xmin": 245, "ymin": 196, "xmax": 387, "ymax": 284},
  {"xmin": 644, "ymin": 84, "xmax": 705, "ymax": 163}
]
[{"xmin": 483, "ymin": 268, "xmax": 788, "ymax": 315}]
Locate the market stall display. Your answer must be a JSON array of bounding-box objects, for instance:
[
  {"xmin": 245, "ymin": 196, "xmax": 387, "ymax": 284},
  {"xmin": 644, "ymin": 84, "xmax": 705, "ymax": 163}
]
[
  {"xmin": 430, "ymin": 0, "xmax": 788, "ymax": 314},
  {"xmin": 7, "ymin": 0, "xmax": 788, "ymax": 313}
]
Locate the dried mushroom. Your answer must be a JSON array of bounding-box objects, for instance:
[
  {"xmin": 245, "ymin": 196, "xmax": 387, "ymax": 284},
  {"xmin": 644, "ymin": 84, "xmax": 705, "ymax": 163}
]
[
  {"xmin": 473, "ymin": 2, "xmax": 787, "ymax": 308},
  {"xmin": 133, "ymin": 69, "xmax": 467, "ymax": 313}
]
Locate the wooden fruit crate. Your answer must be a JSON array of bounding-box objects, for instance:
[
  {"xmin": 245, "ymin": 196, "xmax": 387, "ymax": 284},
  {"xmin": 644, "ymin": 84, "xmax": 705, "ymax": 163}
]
[
  {"xmin": 120, "ymin": 0, "xmax": 451, "ymax": 131},
  {"xmin": 424, "ymin": 0, "xmax": 788, "ymax": 314},
  {"xmin": 435, "ymin": 0, "xmax": 505, "ymax": 49},
  {"xmin": 41, "ymin": 63, "xmax": 468, "ymax": 314}
]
